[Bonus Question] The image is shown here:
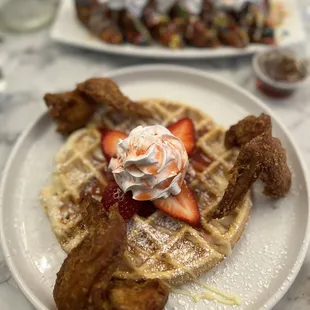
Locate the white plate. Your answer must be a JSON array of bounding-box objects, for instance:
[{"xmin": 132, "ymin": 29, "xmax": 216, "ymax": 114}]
[
  {"xmin": 51, "ymin": 0, "xmax": 306, "ymax": 59},
  {"xmin": 1, "ymin": 65, "xmax": 309, "ymax": 310}
]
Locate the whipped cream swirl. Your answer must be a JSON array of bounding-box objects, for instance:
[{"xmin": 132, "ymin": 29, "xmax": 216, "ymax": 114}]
[
  {"xmin": 216, "ymin": 0, "xmax": 261, "ymax": 11},
  {"xmin": 109, "ymin": 125, "xmax": 188, "ymax": 201}
]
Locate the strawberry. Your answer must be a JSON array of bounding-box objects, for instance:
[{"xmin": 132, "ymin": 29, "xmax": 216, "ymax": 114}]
[
  {"xmin": 101, "ymin": 182, "xmax": 147, "ymax": 222},
  {"xmin": 101, "ymin": 129, "xmax": 128, "ymax": 162},
  {"xmin": 167, "ymin": 118, "xmax": 195, "ymax": 155},
  {"xmin": 137, "ymin": 201, "xmax": 157, "ymax": 218},
  {"xmin": 190, "ymin": 149, "xmax": 213, "ymax": 172},
  {"xmin": 153, "ymin": 183, "xmax": 200, "ymax": 226}
]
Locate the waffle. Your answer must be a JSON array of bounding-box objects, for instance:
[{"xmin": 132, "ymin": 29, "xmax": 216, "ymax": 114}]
[{"xmin": 41, "ymin": 99, "xmax": 252, "ymax": 285}]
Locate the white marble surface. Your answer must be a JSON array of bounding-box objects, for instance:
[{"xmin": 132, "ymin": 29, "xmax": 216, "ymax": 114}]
[{"xmin": 1, "ymin": 3, "xmax": 310, "ymax": 310}]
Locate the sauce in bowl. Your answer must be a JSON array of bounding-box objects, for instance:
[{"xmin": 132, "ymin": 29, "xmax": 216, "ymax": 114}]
[{"xmin": 253, "ymin": 49, "xmax": 308, "ymax": 98}]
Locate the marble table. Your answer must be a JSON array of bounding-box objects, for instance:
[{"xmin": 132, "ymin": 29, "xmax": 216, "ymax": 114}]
[{"xmin": 1, "ymin": 12, "xmax": 310, "ymax": 310}]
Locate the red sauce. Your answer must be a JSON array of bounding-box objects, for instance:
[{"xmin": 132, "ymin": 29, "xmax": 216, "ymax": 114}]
[{"xmin": 256, "ymin": 79, "xmax": 293, "ymax": 98}]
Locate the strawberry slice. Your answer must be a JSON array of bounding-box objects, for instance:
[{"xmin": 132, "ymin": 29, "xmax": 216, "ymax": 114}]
[
  {"xmin": 190, "ymin": 149, "xmax": 213, "ymax": 172},
  {"xmin": 101, "ymin": 182, "xmax": 148, "ymax": 222},
  {"xmin": 101, "ymin": 130, "xmax": 128, "ymax": 162},
  {"xmin": 167, "ymin": 118, "xmax": 195, "ymax": 155},
  {"xmin": 153, "ymin": 183, "xmax": 200, "ymax": 226},
  {"xmin": 137, "ymin": 201, "xmax": 157, "ymax": 218}
]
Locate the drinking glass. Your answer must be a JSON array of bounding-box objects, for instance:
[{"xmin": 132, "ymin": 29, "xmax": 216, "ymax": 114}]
[{"xmin": 0, "ymin": 0, "xmax": 59, "ymax": 32}]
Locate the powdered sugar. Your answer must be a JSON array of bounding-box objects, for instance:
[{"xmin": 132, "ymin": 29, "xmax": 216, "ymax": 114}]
[
  {"xmin": 165, "ymin": 175, "xmax": 304, "ymax": 309},
  {"xmin": 1, "ymin": 101, "xmax": 309, "ymax": 310}
]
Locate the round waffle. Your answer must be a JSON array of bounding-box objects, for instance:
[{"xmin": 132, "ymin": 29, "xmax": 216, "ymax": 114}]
[{"xmin": 41, "ymin": 99, "xmax": 252, "ymax": 285}]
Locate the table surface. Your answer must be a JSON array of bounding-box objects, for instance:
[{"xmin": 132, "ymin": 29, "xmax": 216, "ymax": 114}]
[{"xmin": 1, "ymin": 4, "xmax": 310, "ymax": 310}]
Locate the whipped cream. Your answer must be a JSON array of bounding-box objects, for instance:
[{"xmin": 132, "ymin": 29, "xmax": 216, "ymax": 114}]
[
  {"xmin": 180, "ymin": 0, "xmax": 203, "ymax": 15},
  {"xmin": 157, "ymin": 0, "xmax": 178, "ymax": 14},
  {"xmin": 109, "ymin": 125, "xmax": 188, "ymax": 201},
  {"xmin": 216, "ymin": 0, "xmax": 263, "ymax": 11},
  {"xmin": 103, "ymin": 0, "xmax": 126, "ymax": 10},
  {"xmin": 126, "ymin": 0, "xmax": 148, "ymax": 17}
]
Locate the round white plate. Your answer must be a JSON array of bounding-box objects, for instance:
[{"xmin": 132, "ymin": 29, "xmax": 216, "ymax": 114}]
[
  {"xmin": 50, "ymin": 0, "xmax": 306, "ymax": 59},
  {"xmin": 1, "ymin": 65, "xmax": 309, "ymax": 310}
]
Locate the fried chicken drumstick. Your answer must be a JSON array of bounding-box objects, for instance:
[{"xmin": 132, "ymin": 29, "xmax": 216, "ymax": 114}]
[
  {"xmin": 54, "ymin": 195, "xmax": 169, "ymax": 310},
  {"xmin": 45, "ymin": 78, "xmax": 151, "ymax": 135},
  {"xmin": 213, "ymin": 115, "xmax": 291, "ymax": 219},
  {"xmin": 53, "ymin": 197, "xmax": 127, "ymax": 310}
]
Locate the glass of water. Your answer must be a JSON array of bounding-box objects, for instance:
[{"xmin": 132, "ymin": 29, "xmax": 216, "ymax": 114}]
[{"xmin": 0, "ymin": 0, "xmax": 59, "ymax": 32}]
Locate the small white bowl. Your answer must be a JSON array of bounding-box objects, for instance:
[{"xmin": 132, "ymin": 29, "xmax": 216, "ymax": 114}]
[{"xmin": 253, "ymin": 48, "xmax": 308, "ymax": 98}]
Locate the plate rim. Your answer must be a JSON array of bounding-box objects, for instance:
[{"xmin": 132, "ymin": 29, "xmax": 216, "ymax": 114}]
[
  {"xmin": 1, "ymin": 64, "xmax": 309, "ymax": 310},
  {"xmin": 50, "ymin": 0, "xmax": 306, "ymax": 59}
]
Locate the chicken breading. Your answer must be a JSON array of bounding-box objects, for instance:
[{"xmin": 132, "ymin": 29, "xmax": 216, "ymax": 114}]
[
  {"xmin": 53, "ymin": 197, "xmax": 127, "ymax": 310},
  {"xmin": 44, "ymin": 90, "xmax": 96, "ymax": 135},
  {"xmin": 77, "ymin": 78, "xmax": 152, "ymax": 117},
  {"xmin": 225, "ymin": 113, "xmax": 272, "ymax": 149},
  {"xmin": 99, "ymin": 279, "xmax": 170, "ymax": 310},
  {"xmin": 53, "ymin": 195, "xmax": 170, "ymax": 310},
  {"xmin": 213, "ymin": 131, "xmax": 291, "ymax": 219},
  {"xmin": 45, "ymin": 78, "xmax": 152, "ymax": 135}
]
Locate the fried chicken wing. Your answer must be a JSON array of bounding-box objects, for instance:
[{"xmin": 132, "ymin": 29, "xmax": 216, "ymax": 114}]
[
  {"xmin": 54, "ymin": 195, "xmax": 170, "ymax": 310},
  {"xmin": 45, "ymin": 78, "xmax": 152, "ymax": 135},
  {"xmin": 77, "ymin": 78, "xmax": 152, "ymax": 117},
  {"xmin": 225, "ymin": 113, "xmax": 272, "ymax": 149},
  {"xmin": 44, "ymin": 90, "xmax": 96, "ymax": 135},
  {"xmin": 259, "ymin": 136, "xmax": 292, "ymax": 198},
  {"xmin": 106, "ymin": 279, "xmax": 170, "ymax": 310},
  {"xmin": 213, "ymin": 131, "xmax": 291, "ymax": 219},
  {"xmin": 53, "ymin": 196, "xmax": 126, "ymax": 310}
]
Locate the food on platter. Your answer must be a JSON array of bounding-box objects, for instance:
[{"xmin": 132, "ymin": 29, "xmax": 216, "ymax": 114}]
[{"xmin": 74, "ymin": 0, "xmax": 277, "ymax": 49}]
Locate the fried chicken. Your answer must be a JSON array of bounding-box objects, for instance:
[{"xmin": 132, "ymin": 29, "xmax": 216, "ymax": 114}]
[
  {"xmin": 44, "ymin": 90, "xmax": 96, "ymax": 135},
  {"xmin": 225, "ymin": 113, "xmax": 272, "ymax": 149},
  {"xmin": 53, "ymin": 197, "xmax": 127, "ymax": 310},
  {"xmin": 105, "ymin": 279, "xmax": 170, "ymax": 310},
  {"xmin": 77, "ymin": 78, "xmax": 152, "ymax": 117},
  {"xmin": 213, "ymin": 131, "xmax": 291, "ymax": 219},
  {"xmin": 54, "ymin": 195, "xmax": 170, "ymax": 310},
  {"xmin": 259, "ymin": 136, "xmax": 292, "ymax": 198},
  {"xmin": 45, "ymin": 78, "xmax": 152, "ymax": 135}
]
